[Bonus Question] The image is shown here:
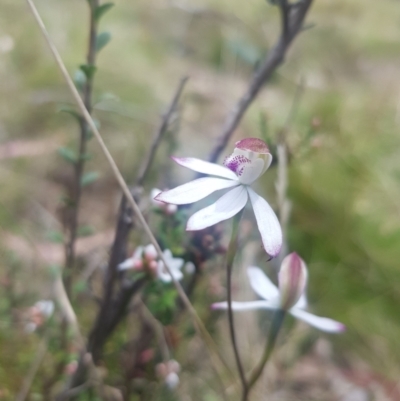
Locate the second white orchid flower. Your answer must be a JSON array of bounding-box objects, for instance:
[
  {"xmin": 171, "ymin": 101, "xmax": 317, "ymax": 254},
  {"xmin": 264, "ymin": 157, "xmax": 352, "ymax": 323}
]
[
  {"xmin": 155, "ymin": 138, "xmax": 282, "ymax": 257},
  {"xmin": 212, "ymin": 253, "xmax": 345, "ymax": 333}
]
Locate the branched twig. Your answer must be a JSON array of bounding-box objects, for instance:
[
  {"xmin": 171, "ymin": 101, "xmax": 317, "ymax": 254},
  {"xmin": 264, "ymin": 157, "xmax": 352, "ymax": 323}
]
[
  {"xmin": 208, "ymin": 0, "xmax": 313, "ymax": 163},
  {"xmin": 64, "ymin": 0, "xmax": 99, "ymax": 295},
  {"xmin": 24, "ymin": 0, "xmax": 229, "ymax": 384},
  {"xmin": 85, "ymin": 76, "xmax": 189, "ymax": 365},
  {"xmin": 136, "ymin": 76, "xmax": 189, "ymax": 187}
]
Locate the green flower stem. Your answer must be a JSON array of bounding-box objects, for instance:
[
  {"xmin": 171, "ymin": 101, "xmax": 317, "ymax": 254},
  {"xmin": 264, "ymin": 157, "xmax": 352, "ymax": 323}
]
[
  {"xmin": 226, "ymin": 209, "xmax": 248, "ymax": 396},
  {"xmin": 244, "ymin": 309, "xmax": 286, "ymax": 399}
]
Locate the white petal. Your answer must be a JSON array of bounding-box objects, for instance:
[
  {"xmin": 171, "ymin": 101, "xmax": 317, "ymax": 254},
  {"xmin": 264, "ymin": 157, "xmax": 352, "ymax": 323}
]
[
  {"xmin": 211, "ymin": 300, "xmax": 278, "ymax": 311},
  {"xmin": 157, "ymin": 260, "xmax": 184, "ymax": 283},
  {"xmin": 134, "ymin": 246, "xmax": 144, "ymax": 259},
  {"xmin": 155, "ymin": 177, "xmax": 238, "ymax": 205},
  {"xmin": 290, "ymin": 308, "xmax": 346, "ymax": 333},
  {"xmin": 247, "ymin": 188, "xmax": 282, "ymax": 257},
  {"xmin": 172, "ymin": 157, "xmax": 238, "ymax": 180},
  {"xmin": 118, "ymin": 257, "xmax": 135, "ymax": 271},
  {"xmin": 247, "ymin": 266, "xmax": 279, "ymax": 300},
  {"xmin": 186, "ymin": 186, "xmax": 248, "ymax": 231},
  {"xmin": 239, "ymin": 158, "xmax": 264, "ymax": 185},
  {"xmin": 293, "ymin": 294, "xmax": 308, "ymax": 309},
  {"xmin": 261, "ymin": 153, "xmax": 273, "ymax": 175},
  {"xmin": 36, "ymin": 300, "xmax": 54, "ymax": 317}
]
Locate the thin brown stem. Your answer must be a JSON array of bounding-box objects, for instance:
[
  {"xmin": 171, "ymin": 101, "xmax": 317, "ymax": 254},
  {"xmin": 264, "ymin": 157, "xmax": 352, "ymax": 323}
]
[
  {"xmin": 225, "ymin": 210, "xmax": 247, "ymax": 396},
  {"xmin": 64, "ymin": 0, "xmax": 99, "ymax": 296},
  {"xmin": 244, "ymin": 310, "xmax": 286, "ymax": 400},
  {"xmin": 208, "ymin": 0, "xmax": 313, "ymax": 163},
  {"xmin": 136, "ymin": 76, "xmax": 188, "ymax": 187}
]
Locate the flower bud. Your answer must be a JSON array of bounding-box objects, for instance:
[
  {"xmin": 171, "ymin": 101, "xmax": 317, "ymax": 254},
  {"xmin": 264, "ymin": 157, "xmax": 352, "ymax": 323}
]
[
  {"xmin": 144, "ymin": 244, "xmax": 157, "ymax": 262},
  {"xmin": 165, "ymin": 372, "xmax": 180, "ymax": 389},
  {"xmin": 278, "ymin": 253, "xmax": 308, "ymax": 310},
  {"xmin": 166, "ymin": 204, "xmax": 178, "ymax": 215},
  {"xmin": 148, "ymin": 260, "xmax": 158, "ymax": 274}
]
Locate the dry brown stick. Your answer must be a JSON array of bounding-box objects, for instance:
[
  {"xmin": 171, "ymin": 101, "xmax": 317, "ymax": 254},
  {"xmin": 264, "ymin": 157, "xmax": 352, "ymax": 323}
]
[
  {"xmin": 208, "ymin": 0, "xmax": 313, "ymax": 163},
  {"xmin": 25, "ymin": 0, "xmax": 231, "ymax": 382}
]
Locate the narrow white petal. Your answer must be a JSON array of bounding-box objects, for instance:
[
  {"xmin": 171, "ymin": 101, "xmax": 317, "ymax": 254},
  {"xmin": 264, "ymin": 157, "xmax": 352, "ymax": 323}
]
[
  {"xmin": 172, "ymin": 157, "xmax": 238, "ymax": 180},
  {"xmin": 211, "ymin": 300, "xmax": 277, "ymax": 311},
  {"xmin": 293, "ymin": 294, "xmax": 308, "ymax": 309},
  {"xmin": 186, "ymin": 186, "xmax": 248, "ymax": 231},
  {"xmin": 118, "ymin": 257, "xmax": 134, "ymax": 271},
  {"xmin": 290, "ymin": 308, "xmax": 346, "ymax": 333},
  {"xmin": 247, "ymin": 188, "xmax": 282, "ymax": 257},
  {"xmin": 157, "ymin": 260, "xmax": 184, "ymax": 283},
  {"xmin": 247, "ymin": 266, "xmax": 279, "ymax": 300},
  {"xmin": 155, "ymin": 177, "xmax": 238, "ymax": 205}
]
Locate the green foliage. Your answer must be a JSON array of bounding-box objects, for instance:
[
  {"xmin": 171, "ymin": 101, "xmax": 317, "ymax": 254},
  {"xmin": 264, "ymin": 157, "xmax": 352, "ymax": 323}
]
[
  {"xmin": 73, "ymin": 68, "xmax": 86, "ymax": 92},
  {"xmin": 58, "ymin": 147, "xmax": 78, "ymax": 164},
  {"xmin": 46, "ymin": 230, "xmax": 64, "ymax": 244},
  {"xmin": 77, "ymin": 225, "xmax": 95, "ymax": 237},
  {"xmin": 94, "ymin": 3, "xmax": 114, "ymax": 22},
  {"xmin": 73, "ymin": 279, "xmax": 88, "ymax": 295},
  {"xmin": 80, "ymin": 171, "xmax": 100, "ymax": 187},
  {"xmin": 79, "ymin": 64, "xmax": 97, "ymax": 81},
  {"xmin": 58, "ymin": 106, "xmax": 81, "ymax": 123},
  {"xmin": 145, "ymin": 281, "xmax": 178, "ymax": 326},
  {"xmin": 95, "ymin": 32, "xmax": 112, "ymax": 53}
]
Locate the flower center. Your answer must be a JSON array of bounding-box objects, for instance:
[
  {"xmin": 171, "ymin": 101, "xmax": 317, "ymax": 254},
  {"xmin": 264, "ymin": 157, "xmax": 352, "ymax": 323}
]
[{"xmin": 223, "ymin": 154, "xmax": 251, "ymax": 177}]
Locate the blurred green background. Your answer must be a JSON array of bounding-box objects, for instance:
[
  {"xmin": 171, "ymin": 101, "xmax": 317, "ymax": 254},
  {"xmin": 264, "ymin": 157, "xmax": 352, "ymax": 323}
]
[{"xmin": 1, "ymin": 0, "xmax": 400, "ymax": 399}]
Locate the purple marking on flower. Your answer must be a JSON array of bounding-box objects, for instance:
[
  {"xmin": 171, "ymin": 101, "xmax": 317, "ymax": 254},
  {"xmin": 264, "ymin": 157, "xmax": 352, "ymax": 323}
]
[{"xmin": 223, "ymin": 154, "xmax": 250, "ymax": 176}]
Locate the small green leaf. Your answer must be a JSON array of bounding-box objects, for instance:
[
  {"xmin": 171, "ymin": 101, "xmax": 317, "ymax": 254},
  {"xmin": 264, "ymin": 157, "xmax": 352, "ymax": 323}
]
[
  {"xmin": 47, "ymin": 264, "xmax": 62, "ymax": 280},
  {"xmin": 46, "ymin": 231, "xmax": 64, "ymax": 244},
  {"xmin": 80, "ymin": 153, "xmax": 93, "ymax": 162},
  {"xmin": 77, "ymin": 225, "xmax": 95, "ymax": 237},
  {"xmin": 58, "ymin": 106, "xmax": 81, "ymax": 122},
  {"xmin": 96, "ymin": 32, "xmax": 111, "ymax": 53},
  {"xmin": 94, "ymin": 3, "xmax": 114, "ymax": 22},
  {"xmin": 58, "ymin": 147, "xmax": 78, "ymax": 164},
  {"xmin": 74, "ymin": 69, "xmax": 86, "ymax": 91},
  {"xmin": 79, "ymin": 64, "xmax": 97, "ymax": 80},
  {"xmin": 81, "ymin": 171, "xmax": 100, "ymax": 187},
  {"xmin": 73, "ymin": 280, "xmax": 87, "ymax": 295},
  {"xmin": 85, "ymin": 118, "xmax": 101, "ymax": 140}
]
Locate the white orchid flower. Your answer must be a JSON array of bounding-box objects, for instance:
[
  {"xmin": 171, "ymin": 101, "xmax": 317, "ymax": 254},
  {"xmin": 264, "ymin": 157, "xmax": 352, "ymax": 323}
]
[
  {"xmin": 155, "ymin": 138, "xmax": 282, "ymax": 258},
  {"xmin": 212, "ymin": 253, "xmax": 345, "ymax": 333},
  {"xmin": 35, "ymin": 300, "xmax": 55, "ymax": 318},
  {"xmin": 119, "ymin": 245, "xmax": 184, "ymax": 283},
  {"xmin": 157, "ymin": 249, "xmax": 184, "ymax": 283},
  {"xmin": 25, "ymin": 300, "xmax": 54, "ymax": 333},
  {"xmin": 118, "ymin": 246, "xmax": 144, "ymax": 271}
]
